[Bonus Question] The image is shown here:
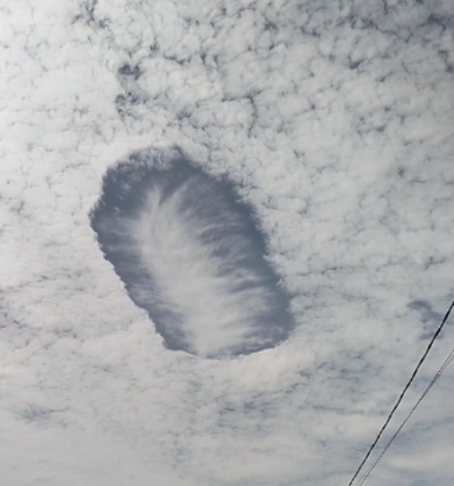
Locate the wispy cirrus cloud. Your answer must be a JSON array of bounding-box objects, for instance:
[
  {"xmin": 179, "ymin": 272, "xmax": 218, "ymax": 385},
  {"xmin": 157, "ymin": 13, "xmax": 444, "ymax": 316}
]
[{"xmin": 91, "ymin": 149, "xmax": 294, "ymax": 358}]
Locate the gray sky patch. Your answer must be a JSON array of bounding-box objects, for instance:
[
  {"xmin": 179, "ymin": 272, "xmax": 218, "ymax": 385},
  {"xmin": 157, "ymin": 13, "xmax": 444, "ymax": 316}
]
[
  {"xmin": 408, "ymin": 299, "xmax": 444, "ymax": 340},
  {"xmin": 90, "ymin": 148, "xmax": 294, "ymax": 358}
]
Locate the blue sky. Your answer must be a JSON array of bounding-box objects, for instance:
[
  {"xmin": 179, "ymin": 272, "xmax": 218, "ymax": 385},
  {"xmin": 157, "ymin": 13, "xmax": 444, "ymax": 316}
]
[{"xmin": 1, "ymin": 0, "xmax": 453, "ymax": 485}]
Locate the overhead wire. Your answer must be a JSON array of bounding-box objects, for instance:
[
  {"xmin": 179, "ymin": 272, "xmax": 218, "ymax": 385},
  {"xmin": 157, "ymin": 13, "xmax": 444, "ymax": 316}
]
[
  {"xmin": 355, "ymin": 344, "xmax": 454, "ymax": 486},
  {"xmin": 345, "ymin": 297, "xmax": 454, "ymax": 486}
]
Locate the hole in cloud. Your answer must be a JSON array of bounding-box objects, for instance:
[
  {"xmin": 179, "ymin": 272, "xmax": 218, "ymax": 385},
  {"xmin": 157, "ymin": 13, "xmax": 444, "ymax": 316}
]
[
  {"xmin": 90, "ymin": 147, "xmax": 294, "ymax": 358},
  {"xmin": 408, "ymin": 299, "xmax": 443, "ymax": 340}
]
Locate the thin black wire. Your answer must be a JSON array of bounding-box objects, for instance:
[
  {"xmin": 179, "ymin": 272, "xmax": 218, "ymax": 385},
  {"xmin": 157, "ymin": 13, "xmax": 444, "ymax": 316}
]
[
  {"xmin": 356, "ymin": 346, "xmax": 454, "ymax": 486},
  {"xmin": 345, "ymin": 297, "xmax": 454, "ymax": 486}
]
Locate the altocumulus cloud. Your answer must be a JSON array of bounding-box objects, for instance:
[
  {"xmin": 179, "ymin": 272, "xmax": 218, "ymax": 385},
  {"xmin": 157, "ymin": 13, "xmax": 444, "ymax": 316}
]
[
  {"xmin": 1, "ymin": 1, "xmax": 454, "ymax": 486},
  {"xmin": 91, "ymin": 147, "xmax": 294, "ymax": 358}
]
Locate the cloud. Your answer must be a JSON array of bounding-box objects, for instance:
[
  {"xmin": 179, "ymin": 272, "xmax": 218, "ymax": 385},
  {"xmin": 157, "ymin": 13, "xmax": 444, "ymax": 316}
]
[{"xmin": 1, "ymin": 0, "xmax": 454, "ymax": 485}]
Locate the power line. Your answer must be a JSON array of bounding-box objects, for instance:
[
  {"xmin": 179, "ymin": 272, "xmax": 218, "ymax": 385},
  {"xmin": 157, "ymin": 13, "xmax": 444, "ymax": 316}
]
[
  {"xmin": 356, "ymin": 345, "xmax": 454, "ymax": 486},
  {"xmin": 345, "ymin": 297, "xmax": 454, "ymax": 486}
]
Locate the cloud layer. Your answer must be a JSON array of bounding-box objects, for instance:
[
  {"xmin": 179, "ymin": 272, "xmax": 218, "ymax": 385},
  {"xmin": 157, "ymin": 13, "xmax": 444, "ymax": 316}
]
[{"xmin": 1, "ymin": 1, "xmax": 454, "ymax": 485}]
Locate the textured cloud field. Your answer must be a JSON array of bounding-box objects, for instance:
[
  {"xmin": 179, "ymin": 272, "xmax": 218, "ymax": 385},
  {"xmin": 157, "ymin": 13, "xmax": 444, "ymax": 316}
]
[{"xmin": 1, "ymin": 1, "xmax": 454, "ymax": 486}]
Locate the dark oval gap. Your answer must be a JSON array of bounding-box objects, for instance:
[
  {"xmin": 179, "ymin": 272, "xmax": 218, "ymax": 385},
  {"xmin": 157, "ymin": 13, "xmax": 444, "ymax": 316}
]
[{"xmin": 90, "ymin": 148, "xmax": 294, "ymax": 358}]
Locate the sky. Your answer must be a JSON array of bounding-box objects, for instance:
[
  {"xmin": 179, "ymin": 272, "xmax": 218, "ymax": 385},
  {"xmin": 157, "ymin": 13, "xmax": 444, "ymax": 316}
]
[{"xmin": 1, "ymin": 0, "xmax": 454, "ymax": 485}]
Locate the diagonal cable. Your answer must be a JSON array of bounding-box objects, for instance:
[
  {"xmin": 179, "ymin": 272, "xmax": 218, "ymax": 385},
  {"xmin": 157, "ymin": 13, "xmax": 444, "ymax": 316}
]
[
  {"xmin": 345, "ymin": 297, "xmax": 454, "ymax": 486},
  {"xmin": 356, "ymin": 346, "xmax": 454, "ymax": 486}
]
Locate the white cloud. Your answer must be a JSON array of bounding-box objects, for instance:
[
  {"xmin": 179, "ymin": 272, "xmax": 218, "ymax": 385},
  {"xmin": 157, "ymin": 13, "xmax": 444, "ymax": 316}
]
[{"xmin": 1, "ymin": 0, "xmax": 454, "ymax": 485}]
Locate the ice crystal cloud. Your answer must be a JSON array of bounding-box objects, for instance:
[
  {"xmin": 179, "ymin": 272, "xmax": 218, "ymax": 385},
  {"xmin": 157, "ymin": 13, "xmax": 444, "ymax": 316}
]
[{"xmin": 90, "ymin": 148, "xmax": 294, "ymax": 358}]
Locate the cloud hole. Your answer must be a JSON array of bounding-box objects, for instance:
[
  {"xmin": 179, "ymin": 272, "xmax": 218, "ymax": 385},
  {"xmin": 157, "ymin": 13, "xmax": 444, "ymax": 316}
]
[{"xmin": 90, "ymin": 148, "xmax": 294, "ymax": 358}]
